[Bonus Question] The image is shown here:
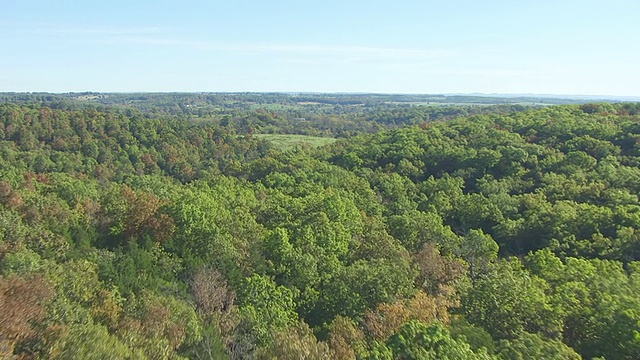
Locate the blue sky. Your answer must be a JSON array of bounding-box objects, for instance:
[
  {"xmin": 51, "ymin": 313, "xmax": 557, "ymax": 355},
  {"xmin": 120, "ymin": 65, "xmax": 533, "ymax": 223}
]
[{"xmin": 1, "ymin": 0, "xmax": 638, "ymax": 95}]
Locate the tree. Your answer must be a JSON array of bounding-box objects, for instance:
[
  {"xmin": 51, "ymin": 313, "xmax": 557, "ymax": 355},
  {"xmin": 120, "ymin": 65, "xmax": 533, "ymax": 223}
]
[
  {"xmin": 526, "ymin": 251, "xmax": 640, "ymax": 359},
  {"xmin": 462, "ymin": 259, "xmax": 561, "ymax": 340},
  {"xmin": 316, "ymin": 257, "xmax": 416, "ymax": 324},
  {"xmin": 363, "ymin": 291, "xmax": 452, "ymax": 341},
  {"xmin": 415, "ymin": 242, "xmax": 466, "ymax": 296},
  {"xmin": 237, "ymin": 275, "xmax": 298, "ymax": 344},
  {"xmin": 456, "ymin": 229, "xmax": 498, "ymax": 281},
  {"xmin": 0, "ymin": 275, "xmax": 52, "ymax": 357},
  {"xmin": 496, "ymin": 332, "xmax": 581, "ymax": 360},
  {"xmin": 328, "ymin": 316, "xmax": 367, "ymax": 360},
  {"xmin": 48, "ymin": 323, "xmax": 143, "ymax": 360},
  {"xmin": 256, "ymin": 321, "xmax": 331, "ymax": 360},
  {"xmin": 386, "ymin": 321, "xmax": 495, "ymax": 360}
]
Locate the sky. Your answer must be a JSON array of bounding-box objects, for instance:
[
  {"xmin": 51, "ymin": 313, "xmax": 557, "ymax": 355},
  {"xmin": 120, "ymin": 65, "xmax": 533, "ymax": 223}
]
[{"xmin": 1, "ymin": 0, "xmax": 639, "ymax": 96}]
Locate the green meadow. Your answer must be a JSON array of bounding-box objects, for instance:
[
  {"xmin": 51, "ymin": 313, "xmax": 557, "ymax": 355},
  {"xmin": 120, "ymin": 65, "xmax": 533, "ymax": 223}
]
[{"xmin": 253, "ymin": 133, "xmax": 336, "ymax": 151}]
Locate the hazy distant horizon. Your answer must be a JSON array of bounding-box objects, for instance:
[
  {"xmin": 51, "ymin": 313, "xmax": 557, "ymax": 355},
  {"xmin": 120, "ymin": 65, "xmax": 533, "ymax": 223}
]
[{"xmin": 2, "ymin": 90, "xmax": 639, "ymax": 102}]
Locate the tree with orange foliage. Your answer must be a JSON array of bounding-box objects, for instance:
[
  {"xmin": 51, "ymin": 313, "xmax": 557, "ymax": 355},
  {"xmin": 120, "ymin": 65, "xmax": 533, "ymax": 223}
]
[
  {"xmin": 0, "ymin": 275, "xmax": 51, "ymax": 357},
  {"xmin": 363, "ymin": 290, "xmax": 453, "ymax": 342}
]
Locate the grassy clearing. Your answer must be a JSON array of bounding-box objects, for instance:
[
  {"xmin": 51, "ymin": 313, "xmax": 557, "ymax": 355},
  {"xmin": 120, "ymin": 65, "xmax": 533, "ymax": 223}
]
[{"xmin": 254, "ymin": 134, "xmax": 336, "ymax": 151}]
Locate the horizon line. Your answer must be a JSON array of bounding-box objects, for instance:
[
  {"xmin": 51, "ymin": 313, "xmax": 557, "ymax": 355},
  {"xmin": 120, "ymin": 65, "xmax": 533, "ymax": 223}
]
[{"xmin": 1, "ymin": 91, "xmax": 639, "ymax": 101}]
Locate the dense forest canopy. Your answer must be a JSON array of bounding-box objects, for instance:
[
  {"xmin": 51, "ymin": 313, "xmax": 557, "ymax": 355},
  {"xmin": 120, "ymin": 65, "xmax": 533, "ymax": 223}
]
[
  {"xmin": 1, "ymin": 94, "xmax": 640, "ymax": 359},
  {"xmin": 0, "ymin": 92, "xmax": 601, "ymax": 137}
]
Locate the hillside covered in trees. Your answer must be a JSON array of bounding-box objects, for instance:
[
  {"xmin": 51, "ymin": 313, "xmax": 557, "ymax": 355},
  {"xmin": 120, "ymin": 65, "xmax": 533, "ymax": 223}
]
[{"xmin": 2, "ymin": 98, "xmax": 640, "ymax": 359}]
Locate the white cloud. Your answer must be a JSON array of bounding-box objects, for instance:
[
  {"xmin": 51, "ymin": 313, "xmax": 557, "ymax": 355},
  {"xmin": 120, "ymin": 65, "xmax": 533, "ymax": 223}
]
[
  {"xmin": 98, "ymin": 36, "xmax": 454, "ymax": 61},
  {"xmin": 1, "ymin": 22, "xmax": 455, "ymax": 64}
]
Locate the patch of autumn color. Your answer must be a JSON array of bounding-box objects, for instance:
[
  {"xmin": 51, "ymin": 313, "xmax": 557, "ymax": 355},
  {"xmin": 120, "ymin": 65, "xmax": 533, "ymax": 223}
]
[
  {"xmin": 121, "ymin": 186, "xmax": 175, "ymax": 243},
  {"xmin": 192, "ymin": 267, "xmax": 236, "ymax": 321},
  {"xmin": 0, "ymin": 275, "xmax": 52, "ymax": 357},
  {"xmin": 415, "ymin": 242, "xmax": 466, "ymax": 295},
  {"xmin": 328, "ymin": 316, "xmax": 366, "ymax": 360},
  {"xmin": 257, "ymin": 321, "xmax": 331, "ymax": 360},
  {"xmin": 363, "ymin": 290, "xmax": 453, "ymax": 341},
  {"xmin": 363, "ymin": 302, "xmax": 411, "ymax": 341},
  {"xmin": 0, "ymin": 181, "xmax": 24, "ymax": 210},
  {"xmin": 90, "ymin": 289, "xmax": 123, "ymax": 330}
]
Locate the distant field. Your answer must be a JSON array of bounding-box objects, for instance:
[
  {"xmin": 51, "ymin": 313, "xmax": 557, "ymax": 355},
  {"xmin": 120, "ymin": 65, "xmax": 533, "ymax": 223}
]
[
  {"xmin": 254, "ymin": 134, "xmax": 336, "ymax": 151},
  {"xmin": 385, "ymin": 101, "xmax": 553, "ymax": 107}
]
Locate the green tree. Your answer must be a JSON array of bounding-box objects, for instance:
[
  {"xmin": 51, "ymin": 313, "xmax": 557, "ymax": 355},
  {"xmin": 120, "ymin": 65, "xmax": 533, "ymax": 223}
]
[
  {"xmin": 496, "ymin": 332, "xmax": 581, "ymax": 360},
  {"xmin": 49, "ymin": 323, "xmax": 144, "ymax": 360},
  {"xmin": 462, "ymin": 259, "xmax": 561, "ymax": 340},
  {"xmin": 386, "ymin": 321, "xmax": 495, "ymax": 360},
  {"xmin": 237, "ymin": 274, "xmax": 298, "ymax": 343},
  {"xmin": 456, "ymin": 229, "xmax": 498, "ymax": 281}
]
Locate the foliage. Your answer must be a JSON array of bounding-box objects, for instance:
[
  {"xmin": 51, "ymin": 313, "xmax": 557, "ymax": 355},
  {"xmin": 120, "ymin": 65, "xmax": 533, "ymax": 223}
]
[
  {"xmin": 1, "ymin": 100, "xmax": 640, "ymax": 358},
  {"xmin": 385, "ymin": 321, "xmax": 495, "ymax": 360},
  {"xmin": 495, "ymin": 332, "xmax": 581, "ymax": 360}
]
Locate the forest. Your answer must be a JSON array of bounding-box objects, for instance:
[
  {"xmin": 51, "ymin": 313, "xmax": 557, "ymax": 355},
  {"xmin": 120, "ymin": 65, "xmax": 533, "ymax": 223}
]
[{"xmin": 1, "ymin": 94, "xmax": 640, "ymax": 359}]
